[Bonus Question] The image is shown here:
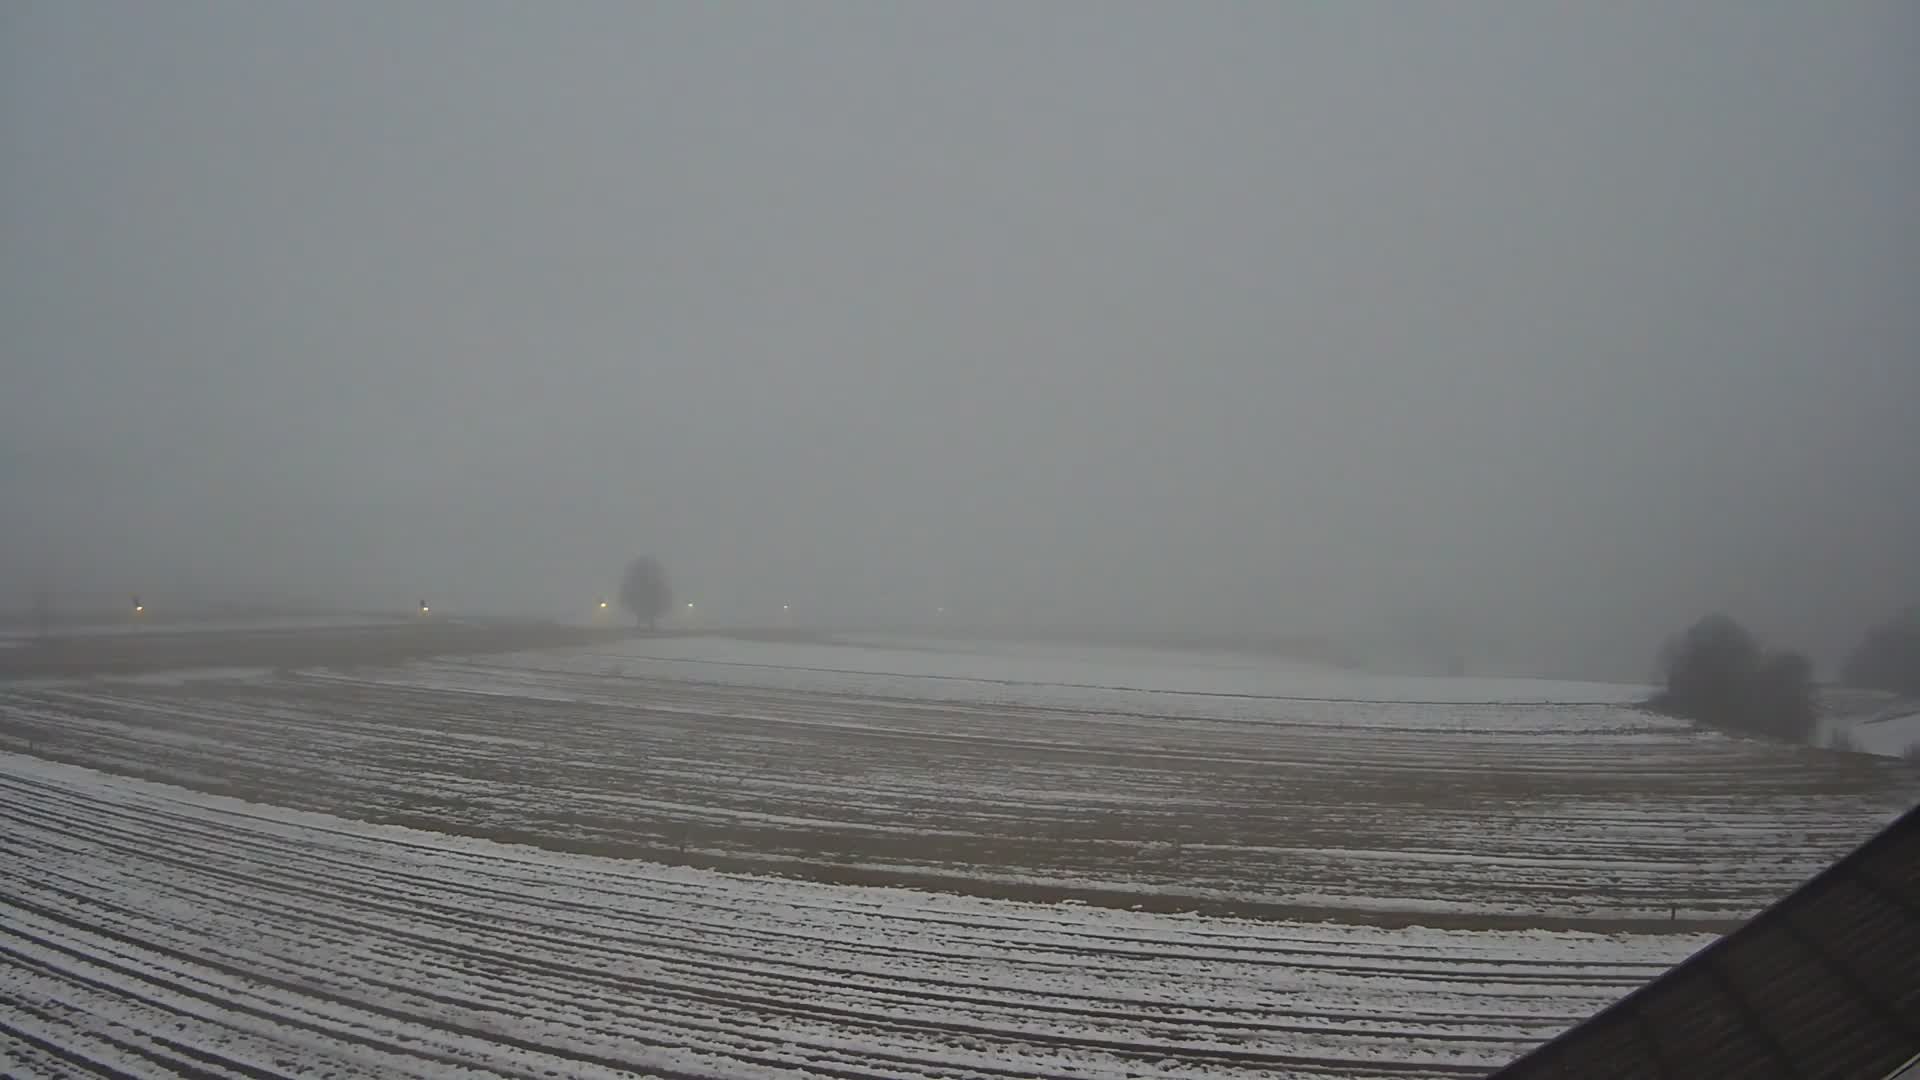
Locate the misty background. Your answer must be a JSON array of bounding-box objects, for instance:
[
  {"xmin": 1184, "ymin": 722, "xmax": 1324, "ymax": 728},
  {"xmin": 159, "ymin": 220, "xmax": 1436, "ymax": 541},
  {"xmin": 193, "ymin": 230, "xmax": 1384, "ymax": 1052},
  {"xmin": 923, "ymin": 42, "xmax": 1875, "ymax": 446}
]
[{"xmin": 3, "ymin": 3, "xmax": 1915, "ymax": 679}]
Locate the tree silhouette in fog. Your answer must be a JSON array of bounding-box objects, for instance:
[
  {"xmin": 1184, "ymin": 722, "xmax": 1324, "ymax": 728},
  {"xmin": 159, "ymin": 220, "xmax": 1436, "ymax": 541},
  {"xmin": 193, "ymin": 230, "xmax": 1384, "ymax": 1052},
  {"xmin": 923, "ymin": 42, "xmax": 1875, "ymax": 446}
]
[
  {"xmin": 620, "ymin": 557, "xmax": 673, "ymax": 630},
  {"xmin": 1842, "ymin": 608, "xmax": 1920, "ymax": 697},
  {"xmin": 1652, "ymin": 614, "xmax": 1815, "ymax": 742}
]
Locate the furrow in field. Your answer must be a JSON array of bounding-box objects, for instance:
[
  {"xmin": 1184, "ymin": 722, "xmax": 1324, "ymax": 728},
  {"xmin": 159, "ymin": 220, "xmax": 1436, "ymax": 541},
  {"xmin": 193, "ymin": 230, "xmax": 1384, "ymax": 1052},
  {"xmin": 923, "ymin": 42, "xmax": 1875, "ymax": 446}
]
[
  {"xmin": 5, "ymin": 638, "xmax": 1909, "ymax": 925},
  {"xmin": 0, "ymin": 784, "xmax": 1640, "ymax": 1056},
  {"xmin": 0, "ymin": 753, "xmax": 1700, "ymax": 1078},
  {"xmin": 0, "ymin": 770, "xmax": 1681, "ymax": 984}
]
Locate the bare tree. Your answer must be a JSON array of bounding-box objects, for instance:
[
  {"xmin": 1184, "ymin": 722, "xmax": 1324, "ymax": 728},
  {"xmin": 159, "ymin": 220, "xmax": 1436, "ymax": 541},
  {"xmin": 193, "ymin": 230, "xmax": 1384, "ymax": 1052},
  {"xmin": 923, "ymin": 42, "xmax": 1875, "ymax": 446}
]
[
  {"xmin": 620, "ymin": 556, "xmax": 673, "ymax": 631},
  {"xmin": 1651, "ymin": 614, "xmax": 1815, "ymax": 743},
  {"xmin": 1654, "ymin": 614, "xmax": 1758, "ymax": 721},
  {"xmin": 1841, "ymin": 607, "xmax": 1920, "ymax": 697}
]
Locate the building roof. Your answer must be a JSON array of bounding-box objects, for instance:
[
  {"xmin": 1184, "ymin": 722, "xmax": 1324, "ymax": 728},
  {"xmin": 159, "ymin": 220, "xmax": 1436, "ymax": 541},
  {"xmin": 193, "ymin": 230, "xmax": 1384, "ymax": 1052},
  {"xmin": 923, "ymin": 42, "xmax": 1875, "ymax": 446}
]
[{"xmin": 1488, "ymin": 801, "xmax": 1920, "ymax": 1080}]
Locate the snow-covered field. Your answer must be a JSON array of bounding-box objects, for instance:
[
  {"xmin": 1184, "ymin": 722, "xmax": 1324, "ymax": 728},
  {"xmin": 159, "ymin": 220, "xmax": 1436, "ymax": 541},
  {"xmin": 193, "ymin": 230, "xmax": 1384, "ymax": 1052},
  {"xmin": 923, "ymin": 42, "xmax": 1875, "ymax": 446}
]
[
  {"xmin": 546, "ymin": 633, "xmax": 1652, "ymax": 709},
  {"xmin": 0, "ymin": 753, "xmax": 1709, "ymax": 1079},
  {"xmin": 1820, "ymin": 687, "xmax": 1920, "ymax": 759},
  {"xmin": 4, "ymin": 634, "xmax": 1913, "ymax": 924},
  {"xmin": 1843, "ymin": 709, "xmax": 1920, "ymax": 757},
  {"xmin": 1, "ymin": 632, "xmax": 1915, "ymax": 1077}
]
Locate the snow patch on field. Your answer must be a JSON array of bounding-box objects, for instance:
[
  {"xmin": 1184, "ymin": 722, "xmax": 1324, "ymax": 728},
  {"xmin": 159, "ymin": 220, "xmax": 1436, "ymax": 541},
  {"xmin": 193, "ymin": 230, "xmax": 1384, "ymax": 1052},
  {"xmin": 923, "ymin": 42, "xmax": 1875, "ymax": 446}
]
[
  {"xmin": 1818, "ymin": 688, "xmax": 1920, "ymax": 758},
  {"xmin": 1826, "ymin": 710, "xmax": 1920, "ymax": 758}
]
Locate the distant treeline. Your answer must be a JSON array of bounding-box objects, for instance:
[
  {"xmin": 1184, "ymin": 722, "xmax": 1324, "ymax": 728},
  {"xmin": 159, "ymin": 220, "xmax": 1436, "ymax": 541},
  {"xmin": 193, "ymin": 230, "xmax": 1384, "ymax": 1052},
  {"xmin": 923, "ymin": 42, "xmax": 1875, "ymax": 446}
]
[{"xmin": 1651, "ymin": 606, "xmax": 1920, "ymax": 743}]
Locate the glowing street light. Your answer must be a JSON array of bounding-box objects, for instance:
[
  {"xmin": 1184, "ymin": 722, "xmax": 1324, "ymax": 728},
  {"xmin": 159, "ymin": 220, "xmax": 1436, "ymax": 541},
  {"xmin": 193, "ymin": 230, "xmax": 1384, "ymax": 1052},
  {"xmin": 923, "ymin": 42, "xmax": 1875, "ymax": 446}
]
[
  {"xmin": 131, "ymin": 595, "xmax": 144, "ymax": 615},
  {"xmin": 598, "ymin": 600, "xmax": 610, "ymax": 610},
  {"xmin": 419, "ymin": 599, "xmax": 431, "ymax": 615}
]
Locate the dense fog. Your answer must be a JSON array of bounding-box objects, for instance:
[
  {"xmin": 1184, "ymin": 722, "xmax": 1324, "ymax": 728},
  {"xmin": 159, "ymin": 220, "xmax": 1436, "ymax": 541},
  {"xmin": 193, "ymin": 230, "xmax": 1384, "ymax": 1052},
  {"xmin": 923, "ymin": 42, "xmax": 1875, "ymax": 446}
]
[{"xmin": 4, "ymin": 3, "xmax": 1916, "ymax": 678}]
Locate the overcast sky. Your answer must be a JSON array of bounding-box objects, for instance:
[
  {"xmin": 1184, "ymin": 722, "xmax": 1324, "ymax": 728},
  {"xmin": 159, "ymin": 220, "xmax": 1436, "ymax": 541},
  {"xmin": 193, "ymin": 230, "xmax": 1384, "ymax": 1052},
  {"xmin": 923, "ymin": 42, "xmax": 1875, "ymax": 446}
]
[{"xmin": 3, "ymin": 3, "xmax": 1915, "ymax": 673}]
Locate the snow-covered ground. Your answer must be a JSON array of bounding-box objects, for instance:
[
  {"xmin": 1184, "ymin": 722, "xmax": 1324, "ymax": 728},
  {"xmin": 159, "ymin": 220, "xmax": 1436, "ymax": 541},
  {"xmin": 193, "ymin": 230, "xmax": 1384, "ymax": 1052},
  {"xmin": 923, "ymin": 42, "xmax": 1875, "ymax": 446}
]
[
  {"xmin": 2, "ymin": 633, "xmax": 1913, "ymax": 1078},
  {"xmin": 4, "ymin": 635, "xmax": 1911, "ymax": 925},
  {"xmin": 597, "ymin": 633, "xmax": 1652, "ymax": 705},
  {"xmin": 1819, "ymin": 687, "xmax": 1920, "ymax": 758},
  {"xmin": 0, "ymin": 753, "xmax": 1711, "ymax": 1079}
]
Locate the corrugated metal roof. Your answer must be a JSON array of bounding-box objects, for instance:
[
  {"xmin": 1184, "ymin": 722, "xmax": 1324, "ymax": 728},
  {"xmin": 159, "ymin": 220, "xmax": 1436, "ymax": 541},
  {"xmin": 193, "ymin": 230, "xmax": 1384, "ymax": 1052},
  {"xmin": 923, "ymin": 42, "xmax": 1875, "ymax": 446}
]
[{"xmin": 1488, "ymin": 801, "xmax": 1920, "ymax": 1080}]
